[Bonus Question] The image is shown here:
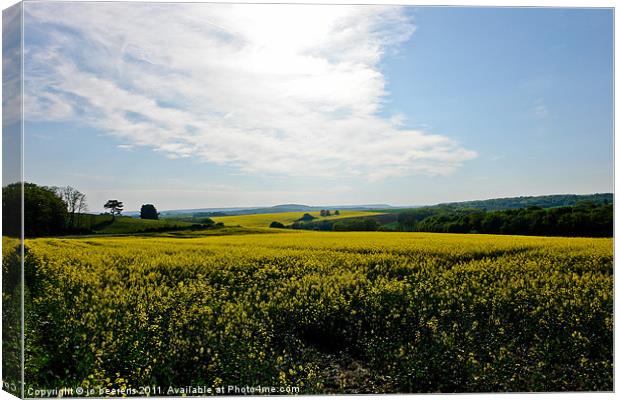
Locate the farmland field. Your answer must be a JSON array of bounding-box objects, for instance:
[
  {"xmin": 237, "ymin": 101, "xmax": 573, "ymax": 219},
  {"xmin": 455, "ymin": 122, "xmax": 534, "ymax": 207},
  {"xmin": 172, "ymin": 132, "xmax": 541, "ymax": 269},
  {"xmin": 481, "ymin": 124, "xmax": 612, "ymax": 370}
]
[
  {"xmin": 211, "ymin": 210, "xmax": 381, "ymax": 228},
  {"xmin": 11, "ymin": 230, "xmax": 613, "ymax": 393},
  {"xmin": 76, "ymin": 215, "xmax": 197, "ymax": 234}
]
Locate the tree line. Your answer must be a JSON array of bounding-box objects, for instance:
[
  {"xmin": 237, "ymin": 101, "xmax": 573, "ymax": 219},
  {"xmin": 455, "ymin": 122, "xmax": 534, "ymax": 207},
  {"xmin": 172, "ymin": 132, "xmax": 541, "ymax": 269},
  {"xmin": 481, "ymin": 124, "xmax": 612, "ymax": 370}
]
[
  {"xmin": 396, "ymin": 202, "xmax": 612, "ymax": 237},
  {"xmin": 278, "ymin": 201, "xmax": 612, "ymax": 237},
  {"xmin": 438, "ymin": 193, "xmax": 612, "ymax": 211},
  {"xmin": 2, "ymin": 183, "xmax": 164, "ymax": 237},
  {"xmin": 278, "ymin": 217, "xmax": 380, "ymax": 232}
]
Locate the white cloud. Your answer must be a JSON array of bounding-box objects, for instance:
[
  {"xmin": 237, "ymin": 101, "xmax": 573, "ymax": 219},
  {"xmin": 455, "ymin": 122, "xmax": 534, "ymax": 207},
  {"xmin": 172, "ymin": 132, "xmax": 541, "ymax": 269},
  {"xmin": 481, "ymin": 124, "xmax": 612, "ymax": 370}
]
[
  {"xmin": 3, "ymin": 4, "xmax": 23, "ymax": 127},
  {"xmin": 24, "ymin": 2, "xmax": 476, "ymax": 179},
  {"xmin": 533, "ymin": 98, "xmax": 550, "ymax": 119}
]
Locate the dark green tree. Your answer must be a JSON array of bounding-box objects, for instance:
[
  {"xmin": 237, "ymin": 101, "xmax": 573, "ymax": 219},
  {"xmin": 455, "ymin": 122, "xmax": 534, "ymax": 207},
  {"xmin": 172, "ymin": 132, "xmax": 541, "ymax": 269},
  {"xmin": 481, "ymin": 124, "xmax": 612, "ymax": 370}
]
[
  {"xmin": 140, "ymin": 204, "xmax": 159, "ymax": 220},
  {"xmin": 298, "ymin": 213, "xmax": 316, "ymax": 222},
  {"xmin": 3, "ymin": 182, "xmax": 68, "ymax": 237},
  {"xmin": 333, "ymin": 218, "xmax": 380, "ymax": 231},
  {"xmin": 104, "ymin": 200, "xmax": 124, "ymax": 220}
]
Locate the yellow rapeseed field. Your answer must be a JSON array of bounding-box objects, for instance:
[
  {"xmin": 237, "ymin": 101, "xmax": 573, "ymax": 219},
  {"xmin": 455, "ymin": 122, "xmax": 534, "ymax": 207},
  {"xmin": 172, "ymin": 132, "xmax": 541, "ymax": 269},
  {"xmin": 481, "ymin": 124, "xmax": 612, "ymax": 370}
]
[
  {"xmin": 8, "ymin": 231, "xmax": 613, "ymax": 393},
  {"xmin": 211, "ymin": 210, "xmax": 380, "ymax": 227}
]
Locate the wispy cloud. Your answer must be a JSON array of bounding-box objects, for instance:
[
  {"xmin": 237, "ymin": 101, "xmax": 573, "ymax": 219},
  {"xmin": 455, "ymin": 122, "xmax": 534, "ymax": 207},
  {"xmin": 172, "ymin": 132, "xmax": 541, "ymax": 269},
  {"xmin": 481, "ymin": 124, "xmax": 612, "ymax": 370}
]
[
  {"xmin": 533, "ymin": 98, "xmax": 550, "ymax": 119},
  {"xmin": 3, "ymin": 4, "xmax": 23, "ymax": 127},
  {"xmin": 24, "ymin": 2, "xmax": 476, "ymax": 179}
]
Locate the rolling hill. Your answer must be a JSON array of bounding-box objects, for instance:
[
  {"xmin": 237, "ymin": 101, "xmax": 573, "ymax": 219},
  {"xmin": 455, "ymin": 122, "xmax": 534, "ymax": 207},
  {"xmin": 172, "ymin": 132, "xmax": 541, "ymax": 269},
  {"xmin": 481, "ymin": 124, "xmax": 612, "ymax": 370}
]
[
  {"xmin": 76, "ymin": 214, "xmax": 197, "ymax": 234},
  {"xmin": 437, "ymin": 193, "xmax": 612, "ymax": 211},
  {"xmin": 132, "ymin": 203, "xmax": 393, "ymax": 218},
  {"xmin": 211, "ymin": 210, "xmax": 381, "ymax": 228}
]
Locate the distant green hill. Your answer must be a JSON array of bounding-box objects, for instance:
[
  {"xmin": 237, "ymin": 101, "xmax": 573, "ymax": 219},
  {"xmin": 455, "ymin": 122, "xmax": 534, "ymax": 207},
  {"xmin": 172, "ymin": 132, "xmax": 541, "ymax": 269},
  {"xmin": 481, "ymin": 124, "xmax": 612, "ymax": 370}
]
[
  {"xmin": 153, "ymin": 203, "xmax": 393, "ymax": 219},
  {"xmin": 304, "ymin": 193, "xmax": 613, "ymax": 237},
  {"xmin": 438, "ymin": 193, "xmax": 612, "ymax": 211}
]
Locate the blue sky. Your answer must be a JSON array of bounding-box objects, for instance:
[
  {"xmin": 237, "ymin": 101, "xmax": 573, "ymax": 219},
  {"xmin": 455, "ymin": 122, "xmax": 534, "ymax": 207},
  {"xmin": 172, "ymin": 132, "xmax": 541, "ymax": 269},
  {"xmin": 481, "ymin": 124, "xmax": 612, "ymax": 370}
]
[{"xmin": 22, "ymin": 4, "xmax": 613, "ymax": 212}]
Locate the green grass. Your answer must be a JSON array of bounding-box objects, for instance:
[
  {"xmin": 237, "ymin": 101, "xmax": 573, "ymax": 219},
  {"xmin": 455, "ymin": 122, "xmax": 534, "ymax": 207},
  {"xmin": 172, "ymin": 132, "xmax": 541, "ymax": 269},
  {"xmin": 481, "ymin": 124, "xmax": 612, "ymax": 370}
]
[
  {"xmin": 380, "ymin": 221, "xmax": 400, "ymax": 230},
  {"xmin": 211, "ymin": 210, "xmax": 381, "ymax": 228},
  {"xmin": 77, "ymin": 214, "xmax": 196, "ymax": 234},
  {"xmin": 151, "ymin": 226, "xmax": 284, "ymax": 238}
]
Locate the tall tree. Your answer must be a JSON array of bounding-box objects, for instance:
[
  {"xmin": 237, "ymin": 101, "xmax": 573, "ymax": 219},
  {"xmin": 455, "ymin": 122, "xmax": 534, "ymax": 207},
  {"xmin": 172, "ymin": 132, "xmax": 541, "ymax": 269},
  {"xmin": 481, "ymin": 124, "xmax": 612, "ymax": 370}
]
[
  {"xmin": 3, "ymin": 183, "xmax": 68, "ymax": 237},
  {"xmin": 76, "ymin": 192, "xmax": 88, "ymax": 227},
  {"xmin": 140, "ymin": 204, "xmax": 159, "ymax": 220},
  {"xmin": 104, "ymin": 200, "xmax": 124, "ymax": 220},
  {"xmin": 52, "ymin": 186, "xmax": 87, "ymax": 228}
]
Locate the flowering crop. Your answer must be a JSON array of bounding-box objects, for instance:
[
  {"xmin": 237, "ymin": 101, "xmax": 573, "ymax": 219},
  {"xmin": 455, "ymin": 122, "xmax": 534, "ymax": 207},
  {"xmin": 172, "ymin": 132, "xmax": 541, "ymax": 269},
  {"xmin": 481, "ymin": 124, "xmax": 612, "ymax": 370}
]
[{"xmin": 15, "ymin": 231, "xmax": 612, "ymax": 393}]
